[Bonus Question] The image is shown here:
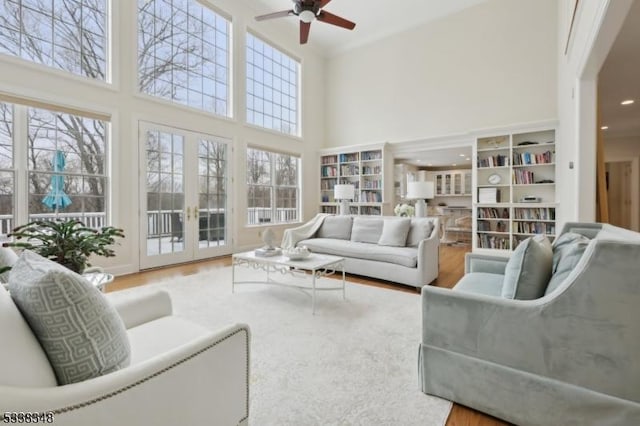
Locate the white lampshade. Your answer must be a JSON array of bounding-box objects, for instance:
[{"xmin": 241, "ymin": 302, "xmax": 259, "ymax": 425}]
[
  {"xmin": 334, "ymin": 184, "xmax": 355, "ymax": 200},
  {"xmin": 406, "ymin": 181, "xmax": 434, "ymax": 200}
]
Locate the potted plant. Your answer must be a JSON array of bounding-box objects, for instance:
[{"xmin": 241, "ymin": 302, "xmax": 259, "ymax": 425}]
[{"xmin": 2, "ymin": 219, "xmax": 124, "ymax": 274}]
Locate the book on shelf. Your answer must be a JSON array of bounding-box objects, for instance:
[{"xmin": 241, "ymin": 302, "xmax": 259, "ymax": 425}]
[{"xmin": 478, "ymin": 155, "xmax": 509, "ymax": 168}]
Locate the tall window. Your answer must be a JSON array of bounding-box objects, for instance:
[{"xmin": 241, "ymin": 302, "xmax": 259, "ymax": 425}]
[
  {"xmin": 246, "ymin": 148, "xmax": 300, "ymax": 225},
  {"xmin": 0, "ymin": 103, "xmax": 13, "ymax": 235},
  {"xmin": 246, "ymin": 33, "xmax": 300, "ymax": 136},
  {"xmin": 0, "ymin": 0, "xmax": 108, "ymax": 80},
  {"xmin": 138, "ymin": 0, "xmax": 231, "ymax": 116},
  {"xmin": 0, "ymin": 101, "xmax": 109, "ymax": 233}
]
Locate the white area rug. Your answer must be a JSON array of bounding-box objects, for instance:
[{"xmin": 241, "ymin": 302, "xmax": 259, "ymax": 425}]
[{"xmin": 113, "ymin": 266, "xmax": 452, "ymax": 425}]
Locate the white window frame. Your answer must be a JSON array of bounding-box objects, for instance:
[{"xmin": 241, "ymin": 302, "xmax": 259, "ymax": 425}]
[
  {"xmin": 0, "ymin": 100, "xmax": 111, "ymax": 234},
  {"xmin": 0, "ymin": 0, "xmax": 110, "ymax": 82},
  {"xmin": 136, "ymin": 0, "xmax": 232, "ymax": 117},
  {"xmin": 246, "ymin": 147, "xmax": 300, "ymax": 226},
  {"xmin": 246, "ymin": 32, "xmax": 301, "ymax": 137}
]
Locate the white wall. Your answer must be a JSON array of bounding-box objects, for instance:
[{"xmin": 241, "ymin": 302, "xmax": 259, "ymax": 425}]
[
  {"xmin": 555, "ymin": 0, "xmax": 633, "ymax": 229},
  {"xmin": 0, "ymin": 0, "xmax": 325, "ymax": 274},
  {"xmin": 324, "ymin": 0, "xmax": 558, "ymax": 148}
]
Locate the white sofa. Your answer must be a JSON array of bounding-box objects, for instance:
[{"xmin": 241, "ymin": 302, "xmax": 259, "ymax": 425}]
[
  {"xmin": 292, "ymin": 215, "xmax": 439, "ymax": 288},
  {"xmin": 0, "ymin": 284, "xmax": 250, "ymax": 426}
]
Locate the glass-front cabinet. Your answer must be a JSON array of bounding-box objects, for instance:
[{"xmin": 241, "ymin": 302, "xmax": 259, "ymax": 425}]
[{"xmin": 432, "ymin": 170, "xmax": 471, "ymax": 196}]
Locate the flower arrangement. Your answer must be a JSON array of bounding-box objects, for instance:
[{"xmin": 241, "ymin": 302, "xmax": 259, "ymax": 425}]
[{"xmin": 394, "ymin": 203, "xmax": 415, "ymax": 217}]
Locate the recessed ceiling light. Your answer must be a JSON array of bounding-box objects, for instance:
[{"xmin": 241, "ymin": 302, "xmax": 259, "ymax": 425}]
[
  {"xmin": 427, "ymin": 163, "xmax": 433, "ymax": 166},
  {"xmin": 601, "ymin": 126, "xmax": 609, "ymax": 130},
  {"xmin": 459, "ymin": 154, "xmax": 465, "ymax": 157},
  {"xmin": 621, "ymin": 99, "xmax": 635, "ymax": 105},
  {"xmin": 452, "ymin": 163, "xmax": 457, "ymax": 166},
  {"xmin": 466, "ymin": 158, "xmax": 470, "ymax": 161}
]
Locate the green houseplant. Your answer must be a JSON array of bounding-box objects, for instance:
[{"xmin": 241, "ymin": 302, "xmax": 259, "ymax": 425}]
[{"xmin": 2, "ymin": 219, "xmax": 124, "ymax": 274}]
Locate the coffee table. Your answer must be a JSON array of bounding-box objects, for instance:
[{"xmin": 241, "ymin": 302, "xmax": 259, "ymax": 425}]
[{"xmin": 232, "ymin": 251, "xmax": 345, "ymax": 314}]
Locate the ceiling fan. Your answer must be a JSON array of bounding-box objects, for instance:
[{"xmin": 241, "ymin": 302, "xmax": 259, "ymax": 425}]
[{"xmin": 255, "ymin": 0, "xmax": 356, "ymax": 45}]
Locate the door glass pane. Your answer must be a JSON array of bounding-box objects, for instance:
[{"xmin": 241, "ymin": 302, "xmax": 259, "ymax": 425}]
[
  {"xmin": 198, "ymin": 139, "xmax": 227, "ymax": 248},
  {"xmin": 146, "ymin": 130, "xmax": 185, "ymax": 256}
]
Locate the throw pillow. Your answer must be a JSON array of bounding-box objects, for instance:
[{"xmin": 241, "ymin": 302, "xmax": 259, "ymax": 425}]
[
  {"xmin": 551, "ymin": 232, "xmax": 591, "ymax": 273},
  {"xmin": 501, "ymin": 235, "xmax": 553, "ymax": 300},
  {"xmin": 317, "ymin": 216, "xmax": 353, "ymax": 240},
  {"xmin": 9, "ymin": 250, "xmax": 130, "ymax": 385},
  {"xmin": 378, "ymin": 218, "xmax": 411, "ymax": 247},
  {"xmin": 0, "ymin": 247, "xmax": 18, "ymax": 283},
  {"xmin": 350, "ymin": 217, "xmax": 384, "ymax": 244},
  {"xmin": 545, "ymin": 236, "xmax": 590, "ymax": 295},
  {"xmin": 407, "ymin": 218, "xmax": 435, "ymax": 247}
]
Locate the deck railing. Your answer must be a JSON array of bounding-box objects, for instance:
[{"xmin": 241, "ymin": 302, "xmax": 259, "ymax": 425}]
[{"xmin": 0, "ymin": 207, "xmax": 299, "ymax": 239}]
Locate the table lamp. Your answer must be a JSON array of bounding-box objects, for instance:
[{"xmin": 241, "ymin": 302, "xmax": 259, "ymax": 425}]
[
  {"xmin": 406, "ymin": 181, "xmax": 434, "ymax": 217},
  {"xmin": 334, "ymin": 184, "xmax": 355, "ymax": 216}
]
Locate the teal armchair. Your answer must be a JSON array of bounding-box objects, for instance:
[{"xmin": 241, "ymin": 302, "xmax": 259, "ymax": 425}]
[{"xmin": 420, "ymin": 223, "xmax": 640, "ymax": 425}]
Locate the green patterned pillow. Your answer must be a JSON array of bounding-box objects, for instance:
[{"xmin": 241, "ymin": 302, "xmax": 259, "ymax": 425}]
[{"xmin": 9, "ymin": 250, "xmax": 130, "ymax": 385}]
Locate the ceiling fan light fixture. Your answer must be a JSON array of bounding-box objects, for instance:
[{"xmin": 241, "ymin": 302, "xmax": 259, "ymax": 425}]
[{"xmin": 299, "ymin": 10, "xmax": 316, "ymax": 23}]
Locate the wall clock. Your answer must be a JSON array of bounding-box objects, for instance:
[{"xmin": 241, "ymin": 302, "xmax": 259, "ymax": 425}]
[{"xmin": 488, "ymin": 174, "xmax": 502, "ymax": 185}]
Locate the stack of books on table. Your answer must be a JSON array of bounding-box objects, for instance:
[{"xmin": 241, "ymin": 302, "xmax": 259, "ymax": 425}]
[{"xmin": 255, "ymin": 247, "xmax": 282, "ymax": 257}]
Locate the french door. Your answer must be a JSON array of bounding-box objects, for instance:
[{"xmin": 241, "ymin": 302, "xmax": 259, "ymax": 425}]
[{"xmin": 139, "ymin": 122, "xmax": 232, "ymax": 269}]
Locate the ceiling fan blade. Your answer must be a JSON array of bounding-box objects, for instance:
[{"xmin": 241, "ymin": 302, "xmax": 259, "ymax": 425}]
[
  {"xmin": 316, "ymin": 10, "xmax": 356, "ymax": 30},
  {"xmin": 255, "ymin": 10, "xmax": 294, "ymax": 21},
  {"xmin": 300, "ymin": 21, "xmax": 311, "ymax": 44},
  {"xmin": 318, "ymin": 0, "xmax": 333, "ymax": 8}
]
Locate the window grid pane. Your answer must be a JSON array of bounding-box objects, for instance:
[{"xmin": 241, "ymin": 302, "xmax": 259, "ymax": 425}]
[
  {"xmin": 138, "ymin": 0, "xmax": 231, "ymax": 117},
  {"xmin": 247, "ymin": 147, "xmax": 300, "ymax": 225},
  {"xmin": 0, "ymin": 102, "xmax": 14, "ymax": 234},
  {"xmin": 246, "ymin": 33, "xmax": 299, "ymax": 136},
  {"xmin": 27, "ymin": 106, "xmax": 108, "ymax": 230},
  {"xmin": 0, "ymin": 0, "xmax": 107, "ymax": 80}
]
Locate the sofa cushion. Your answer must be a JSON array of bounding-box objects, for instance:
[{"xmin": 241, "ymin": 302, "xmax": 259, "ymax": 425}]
[
  {"xmin": 551, "ymin": 232, "xmax": 591, "ymax": 273},
  {"xmin": 501, "ymin": 235, "xmax": 552, "ymax": 300},
  {"xmin": 317, "ymin": 216, "xmax": 353, "ymax": 240},
  {"xmin": 299, "ymin": 238, "xmax": 418, "ymax": 268},
  {"xmin": 453, "ymin": 272, "xmax": 504, "ymax": 297},
  {"xmin": 378, "ymin": 218, "xmax": 411, "ymax": 247},
  {"xmin": 9, "ymin": 250, "xmax": 131, "ymax": 385},
  {"xmin": 407, "ymin": 218, "xmax": 435, "ymax": 247},
  {"xmin": 545, "ymin": 236, "xmax": 590, "ymax": 296},
  {"xmin": 0, "ymin": 247, "xmax": 18, "ymax": 283},
  {"xmin": 0, "ymin": 284, "xmax": 58, "ymax": 387},
  {"xmin": 350, "ymin": 217, "xmax": 384, "ymax": 244}
]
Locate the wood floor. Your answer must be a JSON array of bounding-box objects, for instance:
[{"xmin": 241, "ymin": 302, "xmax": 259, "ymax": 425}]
[{"xmin": 109, "ymin": 244, "xmax": 509, "ymax": 426}]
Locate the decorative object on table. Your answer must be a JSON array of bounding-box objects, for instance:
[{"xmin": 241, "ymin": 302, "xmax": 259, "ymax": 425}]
[
  {"xmin": 488, "ymin": 173, "xmax": 502, "ymax": 185},
  {"xmin": 255, "ymin": 227, "xmax": 282, "ymax": 257},
  {"xmin": 394, "ymin": 203, "xmax": 415, "ymax": 217},
  {"xmin": 283, "ymin": 246, "xmax": 310, "ymax": 260},
  {"xmin": 334, "ymin": 184, "xmax": 355, "ymax": 216},
  {"xmin": 478, "ymin": 187, "xmax": 500, "ymax": 204},
  {"xmin": 406, "ymin": 181, "xmax": 434, "ymax": 218},
  {"xmin": 2, "ymin": 219, "xmax": 124, "ymax": 274}
]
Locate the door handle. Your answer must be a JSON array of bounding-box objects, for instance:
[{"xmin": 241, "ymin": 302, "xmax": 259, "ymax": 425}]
[
  {"xmin": 194, "ymin": 206, "xmax": 199, "ymax": 217},
  {"xmin": 186, "ymin": 207, "xmax": 191, "ymax": 221}
]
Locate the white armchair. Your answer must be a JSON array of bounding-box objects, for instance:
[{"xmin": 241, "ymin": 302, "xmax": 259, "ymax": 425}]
[{"xmin": 0, "ymin": 286, "xmax": 250, "ymax": 426}]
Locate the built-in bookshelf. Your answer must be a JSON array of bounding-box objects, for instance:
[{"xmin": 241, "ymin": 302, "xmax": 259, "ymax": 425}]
[
  {"xmin": 319, "ymin": 144, "xmax": 392, "ymax": 216},
  {"xmin": 472, "ymin": 125, "xmax": 557, "ymax": 253}
]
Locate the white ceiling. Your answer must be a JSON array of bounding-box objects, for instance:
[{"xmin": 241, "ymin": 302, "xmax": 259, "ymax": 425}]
[
  {"xmin": 247, "ymin": 0, "xmax": 488, "ymax": 56},
  {"xmin": 599, "ymin": 0, "xmax": 640, "ymax": 139}
]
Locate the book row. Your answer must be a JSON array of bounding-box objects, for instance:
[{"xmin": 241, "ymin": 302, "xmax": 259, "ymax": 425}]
[{"xmin": 512, "ymin": 150, "xmax": 553, "ymax": 166}]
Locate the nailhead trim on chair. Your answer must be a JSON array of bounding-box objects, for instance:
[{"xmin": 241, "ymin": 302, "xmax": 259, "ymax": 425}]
[{"xmin": 51, "ymin": 327, "xmax": 251, "ymax": 424}]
